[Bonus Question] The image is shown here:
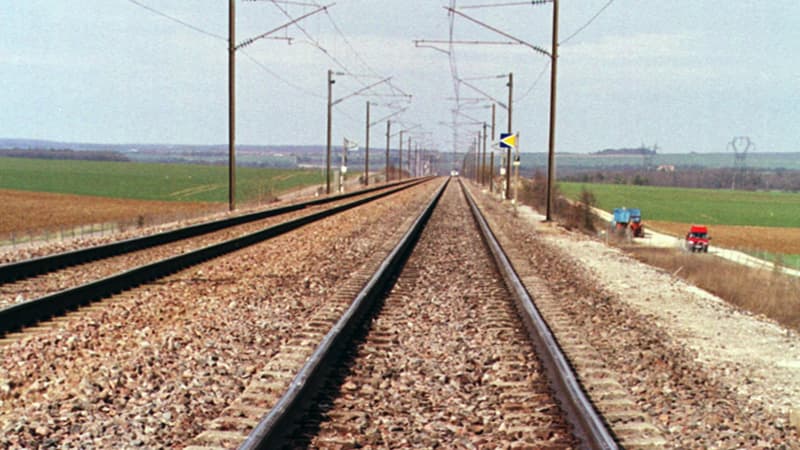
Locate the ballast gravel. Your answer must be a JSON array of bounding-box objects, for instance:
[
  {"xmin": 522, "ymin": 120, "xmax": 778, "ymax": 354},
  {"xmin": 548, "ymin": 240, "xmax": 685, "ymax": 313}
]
[{"xmin": 0, "ymin": 181, "xmax": 439, "ymax": 448}]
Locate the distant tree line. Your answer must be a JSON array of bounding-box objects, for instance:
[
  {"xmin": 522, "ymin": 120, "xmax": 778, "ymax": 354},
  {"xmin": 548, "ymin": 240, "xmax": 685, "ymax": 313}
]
[
  {"xmin": 0, "ymin": 148, "xmax": 130, "ymax": 162},
  {"xmin": 563, "ymin": 168, "xmax": 800, "ymax": 192},
  {"xmin": 593, "ymin": 147, "xmax": 656, "ymax": 156}
]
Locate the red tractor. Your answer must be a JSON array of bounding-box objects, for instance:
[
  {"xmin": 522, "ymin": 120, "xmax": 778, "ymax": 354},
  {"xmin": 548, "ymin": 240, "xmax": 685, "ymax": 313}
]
[{"xmin": 685, "ymin": 225, "xmax": 710, "ymax": 252}]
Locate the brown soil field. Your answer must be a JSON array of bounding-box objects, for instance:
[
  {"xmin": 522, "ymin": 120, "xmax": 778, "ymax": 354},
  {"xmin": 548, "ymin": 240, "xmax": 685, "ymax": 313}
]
[
  {"xmin": 0, "ymin": 189, "xmax": 220, "ymax": 235},
  {"xmin": 648, "ymin": 220, "xmax": 800, "ymax": 255}
]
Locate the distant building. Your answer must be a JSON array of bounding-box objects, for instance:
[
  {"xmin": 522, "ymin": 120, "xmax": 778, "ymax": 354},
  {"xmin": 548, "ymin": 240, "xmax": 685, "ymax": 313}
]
[{"xmin": 657, "ymin": 164, "xmax": 675, "ymax": 172}]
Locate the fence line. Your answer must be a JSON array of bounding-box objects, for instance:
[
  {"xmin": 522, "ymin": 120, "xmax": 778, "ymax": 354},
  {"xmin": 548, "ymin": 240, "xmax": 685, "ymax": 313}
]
[{"xmin": 0, "ymin": 206, "xmax": 227, "ymax": 252}]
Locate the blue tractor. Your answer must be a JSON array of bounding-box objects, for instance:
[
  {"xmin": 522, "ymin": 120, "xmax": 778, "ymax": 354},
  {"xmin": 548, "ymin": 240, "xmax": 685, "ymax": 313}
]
[{"xmin": 612, "ymin": 207, "xmax": 645, "ymax": 238}]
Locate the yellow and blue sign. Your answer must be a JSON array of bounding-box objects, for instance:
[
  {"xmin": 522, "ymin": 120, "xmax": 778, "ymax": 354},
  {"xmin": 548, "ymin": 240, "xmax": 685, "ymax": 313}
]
[{"xmin": 499, "ymin": 132, "xmax": 517, "ymax": 149}]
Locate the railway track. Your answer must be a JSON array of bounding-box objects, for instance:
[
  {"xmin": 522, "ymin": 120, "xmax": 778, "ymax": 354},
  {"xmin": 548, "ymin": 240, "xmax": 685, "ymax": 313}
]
[
  {"xmin": 0, "ymin": 179, "xmax": 427, "ymax": 338},
  {"xmin": 186, "ymin": 179, "xmax": 615, "ymax": 449},
  {"xmin": 0, "ymin": 179, "xmax": 443, "ymax": 448},
  {"xmin": 0, "ymin": 179, "xmax": 419, "ymax": 279},
  {"xmin": 3, "ymin": 177, "xmax": 795, "ymax": 448}
]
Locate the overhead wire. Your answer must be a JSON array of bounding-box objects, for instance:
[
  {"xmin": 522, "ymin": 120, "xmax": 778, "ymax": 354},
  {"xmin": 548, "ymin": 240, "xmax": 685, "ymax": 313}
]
[
  {"xmin": 268, "ymin": 0, "xmax": 371, "ymax": 89},
  {"xmin": 240, "ymin": 50, "xmax": 325, "ymax": 100},
  {"xmin": 516, "ymin": 59, "xmax": 550, "ymax": 102},
  {"xmin": 124, "ymin": 0, "xmax": 226, "ymax": 41},
  {"xmin": 560, "ymin": 0, "xmax": 615, "ymax": 45},
  {"xmin": 310, "ymin": 1, "xmax": 414, "ymax": 101},
  {"xmin": 321, "ymin": 8, "xmax": 382, "ymax": 79}
]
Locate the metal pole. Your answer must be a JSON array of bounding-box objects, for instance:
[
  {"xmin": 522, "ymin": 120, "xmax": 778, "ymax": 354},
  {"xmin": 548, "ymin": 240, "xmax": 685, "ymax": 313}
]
[
  {"xmin": 340, "ymin": 137, "xmax": 347, "ymax": 192},
  {"xmin": 481, "ymin": 122, "xmax": 487, "ymax": 186},
  {"xmin": 326, "ymin": 69, "xmax": 333, "ymax": 194},
  {"xmin": 514, "ymin": 131, "xmax": 520, "ymax": 204},
  {"xmin": 414, "ymin": 144, "xmax": 419, "ymax": 177},
  {"xmin": 491, "ymin": 103, "xmax": 496, "ymax": 141},
  {"xmin": 546, "ymin": 1, "xmax": 559, "ymax": 221},
  {"xmin": 474, "ymin": 134, "xmax": 480, "ymax": 182},
  {"xmin": 490, "ymin": 103, "xmax": 496, "ymax": 193},
  {"xmin": 489, "ymin": 151, "xmax": 495, "ymax": 193},
  {"xmin": 385, "ymin": 120, "xmax": 391, "ymax": 182},
  {"xmin": 228, "ymin": 0, "xmax": 236, "ymax": 211},
  {"xmin": 365, "ymin": 101, "xmax": 370, "ymax": 186},
  {"xmin": 506, "ymin": 72, "xmax": 513, "ymax": 200},
  {"xmin": 406, "ymin": 137, "xmax": 411, "ymax": 179},
  {"xmin": 398, "ymin": 131, "xmax": 404, "ymax": 181}
]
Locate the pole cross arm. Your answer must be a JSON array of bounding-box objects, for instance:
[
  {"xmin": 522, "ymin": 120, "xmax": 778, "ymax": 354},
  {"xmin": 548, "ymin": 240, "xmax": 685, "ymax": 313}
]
[
  {"xmin": 458, "ymin": 0, "xmax": 552, "ymax": 9},
  {"xmin": 457, "ymin": 78, "xmax": 508, "ymax": 110},
  {"xmin": 389, "ymin": 123, "xmax": 421, "ymax": 138},
  {"xmin": 413, "ymin": 40, "xmax": 451, "ymax": 55},
  {"xmin": 243, "ymin": 0, "xmax": 321, "ymax": 5},
  {"xmin": 415, "ymin": 39, "xmax": 527, "ymax": 46},
  {"xmin": 235, "ymin": 3, "xmax": 333, "ymax": 50},
  {"xmin": 370, "ymin": 107, "xmax": 408, "ymax": 128},
  {"xmin": 332, "ymin": 77, "xmax": 392, "ymax": 106},
  {"xmin": 445, "ymin": 6, "xmax": 552, "ymax": 58},
  {"xmin": 453, "ymin": 109, "xmax": 486, "ymax": 125}
]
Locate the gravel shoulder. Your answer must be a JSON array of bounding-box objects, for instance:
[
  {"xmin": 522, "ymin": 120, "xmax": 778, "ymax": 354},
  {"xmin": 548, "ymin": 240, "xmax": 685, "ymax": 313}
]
[{"xmin": 497, "ymin": 193, "xmax": 800, "ymax": 429}]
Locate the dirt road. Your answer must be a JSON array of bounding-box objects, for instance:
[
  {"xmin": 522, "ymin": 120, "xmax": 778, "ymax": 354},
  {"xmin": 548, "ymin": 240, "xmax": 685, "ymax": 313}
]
[{"xmin": 591, "ymin": 207, "xmax": 800, "ymax": 277}]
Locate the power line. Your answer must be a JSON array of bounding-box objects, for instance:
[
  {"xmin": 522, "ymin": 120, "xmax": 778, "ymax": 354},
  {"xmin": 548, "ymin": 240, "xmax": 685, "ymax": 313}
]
[
  {"xmin": 516, "ymin": 59, "xmax": 550, "ymax": 102},
  {"xmin": 318, "ymin": 4, "xmax": 411, "ymax": 99},
  {"xmin": 458, "ymin": 1, "xmax": 551, "ymax": 9},
  {"xmin": 322, "ymin": 8, "xmax": 381, "ymax": 79},
  {"xmin": 125, "ymin": 0, "xmax": 226, "ymax": 41},
  {"xmin": 560, "ymin": 0, "xmax": 615, "ymax": 45},
  {"xmin": 240, "ymin": 50, "xmax": 325, "ymax": 99},
  {"xmin": 268, "ymin": 0, "xmax": 363, "ymax": 86}
]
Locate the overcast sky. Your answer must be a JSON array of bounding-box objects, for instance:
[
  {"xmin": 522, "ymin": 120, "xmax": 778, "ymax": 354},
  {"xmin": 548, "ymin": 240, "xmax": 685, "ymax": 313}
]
[{"xmin": 1, "ymin": 1, "xmax": 798, "ymax": 154}]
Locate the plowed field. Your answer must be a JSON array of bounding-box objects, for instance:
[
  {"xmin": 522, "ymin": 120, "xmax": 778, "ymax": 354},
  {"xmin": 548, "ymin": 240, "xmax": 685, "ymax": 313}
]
[
  {"xmin": 648, "ymin": 220, "xmax": 800, "ymax": 255},
  {"xmin": 0, "ymin": 189, "xmax": 217, "ymax": 235}
]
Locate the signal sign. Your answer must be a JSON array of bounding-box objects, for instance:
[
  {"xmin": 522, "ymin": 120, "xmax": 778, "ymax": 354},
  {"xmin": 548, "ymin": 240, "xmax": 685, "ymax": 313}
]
[{"xmin": 499, "ymin": 133, "xmax": 517, "ymax": 149}]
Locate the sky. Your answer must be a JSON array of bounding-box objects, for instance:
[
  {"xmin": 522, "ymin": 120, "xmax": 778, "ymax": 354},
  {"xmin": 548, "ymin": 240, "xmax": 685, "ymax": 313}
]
[{"xmin": 1, "ymin": 0, "xmax": 798, "ymax": 154}]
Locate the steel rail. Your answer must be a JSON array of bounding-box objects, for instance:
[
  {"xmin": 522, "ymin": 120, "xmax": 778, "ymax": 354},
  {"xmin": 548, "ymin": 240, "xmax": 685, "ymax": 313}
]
[
  {"xmin": 239, "ymin": 178, "xmax": 449, "ymax": 450},
  {"xmin": 0, "ymin": 178, "xmax": 432, "ymax": 336},
  {"xmin": 459, "ymin": 179, "xmax": 618, "ymax": 450},
  {"xmin": 0, "ymin": 178, "xmax": 426, "ymax": 285}
]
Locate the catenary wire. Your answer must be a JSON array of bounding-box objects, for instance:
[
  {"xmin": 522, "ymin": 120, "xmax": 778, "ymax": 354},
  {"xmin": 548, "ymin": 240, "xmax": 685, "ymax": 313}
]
[
  {"xmin": 516, "ymin": 59, "xmax": 550, "ymax": 102},
  {"xmin": 125, "ymin": 0, "xmax": 226, "ymax": 42},
  {"xmin": 240, "ymin": 50, "xmax": 326, "ymax": 100},
  {"xmin": 560, "ymin": 0, "xmax": 615, "ymax": 45}
]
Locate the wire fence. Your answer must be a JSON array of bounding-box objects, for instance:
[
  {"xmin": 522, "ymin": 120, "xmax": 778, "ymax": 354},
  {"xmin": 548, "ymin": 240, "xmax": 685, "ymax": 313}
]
[{"xmin": 0, "ymin": 207, "xmax": 227, "ymax": 252}]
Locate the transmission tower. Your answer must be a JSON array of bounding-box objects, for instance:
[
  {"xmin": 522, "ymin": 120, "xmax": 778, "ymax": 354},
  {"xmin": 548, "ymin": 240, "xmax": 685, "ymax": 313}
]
[
  {"xmin": 641, "ymin": 142, "xmax": 658, "ymax": 171},
  {"xmin": 727, "ymin": 136, "xmax": 754, "ymax": 190}
]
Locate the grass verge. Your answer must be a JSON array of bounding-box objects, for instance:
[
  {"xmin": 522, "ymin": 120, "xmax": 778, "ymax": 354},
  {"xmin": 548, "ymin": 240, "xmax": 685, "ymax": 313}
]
[
  {"xmin": 625, "ymin": 247, "xmax": 800, "ymax": 331},
  {"xmin": 743, "ymin": 251, "xmax": 800, "ymax": 271}
]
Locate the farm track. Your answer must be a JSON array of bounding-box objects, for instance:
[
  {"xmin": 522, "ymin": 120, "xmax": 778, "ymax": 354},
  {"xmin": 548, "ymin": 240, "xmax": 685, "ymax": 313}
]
[
  {"xmin": 282, "ymin": 180, "xmax": 578, "ymax": 448},
  {"xmin": 0, "ymin": 179, "xmax": 443, "ymax": 448},
  {"xmin": 0, "ymin": 182, "xmax": 416, "ymax": 311}
]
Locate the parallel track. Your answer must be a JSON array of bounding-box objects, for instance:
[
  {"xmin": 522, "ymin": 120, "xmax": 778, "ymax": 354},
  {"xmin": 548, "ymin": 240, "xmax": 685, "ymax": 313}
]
[
  {"xmin": 0, "ymin": 179, "xmax": 428, "ymax": 337},
  {"xmin": 0, "ymin": 179, "xmax": 420, "ymax": 284}
]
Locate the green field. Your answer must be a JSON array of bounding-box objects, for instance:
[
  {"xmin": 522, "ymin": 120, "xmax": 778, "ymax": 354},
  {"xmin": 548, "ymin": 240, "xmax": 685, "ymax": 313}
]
[
  {"xmin": 747, "ymin": 251, "xmax": 800, "ymax": 270},
  {"xmin": 0, "ymin": 157, "xmax": 324, "ymax": 203},
  {"xmin": 518, "ymin": 152, "xmax": 800, "ymax": 172},
  {"xmin": 559, "ymin": 182, "xmax": 800, "ymax": 228}
]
